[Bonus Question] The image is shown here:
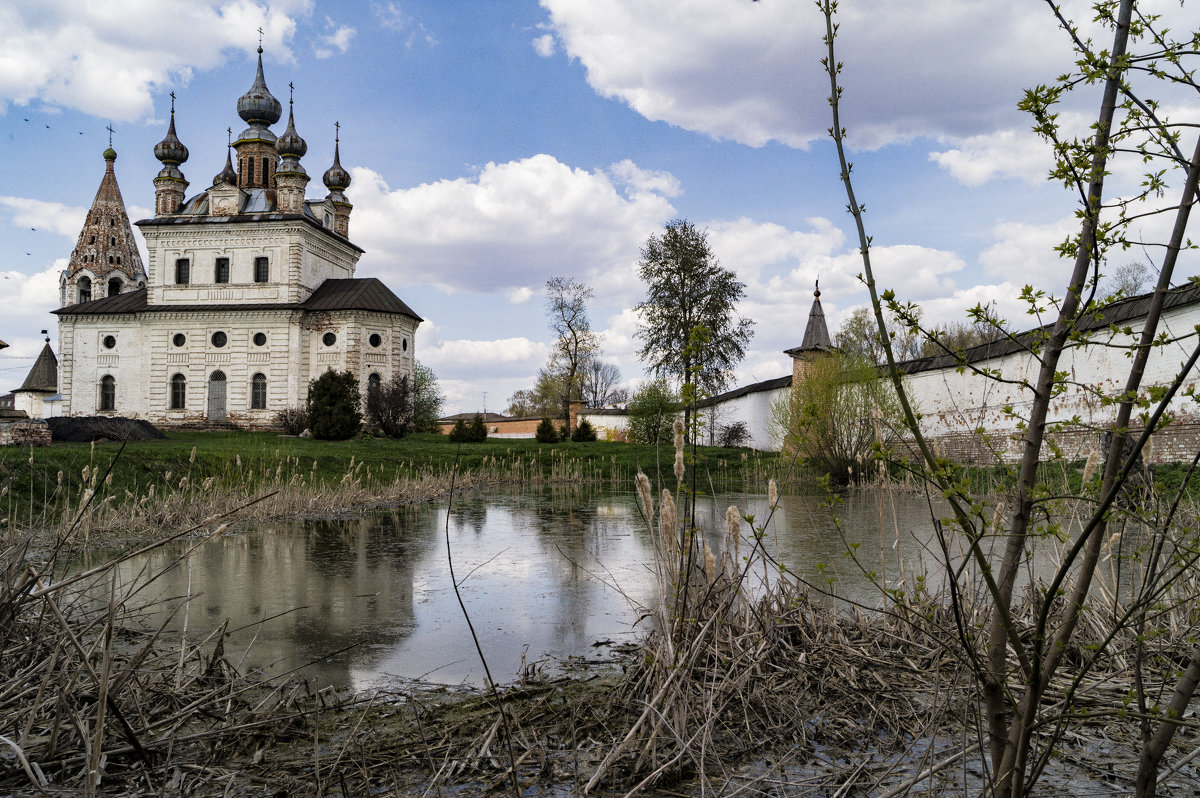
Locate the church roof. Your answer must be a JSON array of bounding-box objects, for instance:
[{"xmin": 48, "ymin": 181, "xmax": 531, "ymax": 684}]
[
  {"xmin": 16, "ymin": 343, "xmax": 57, "ymax": 393},
  {"xmin": 301, "ymin": 278, "xmax": 421, "ymax": 319},
  {"xmin": 55, "ymin": 279, "xmax": 421, "ymax": 321},
  {"xmin": 784, "ymin": 286, "xmax": 833, "ymax": 356},
  {"xmin": 66, "ymin": 149, "xmax": 145, "ymax": 286}
]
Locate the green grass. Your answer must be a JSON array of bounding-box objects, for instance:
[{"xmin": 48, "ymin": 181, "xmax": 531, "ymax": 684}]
[{"xmin": 0, "ymin": 430, "xmax": 785, "ymax": 529}]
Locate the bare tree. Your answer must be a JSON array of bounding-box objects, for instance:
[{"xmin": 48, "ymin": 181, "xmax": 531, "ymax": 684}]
[
  {"xmin": 545, "ymin": 276, "xmax": 599, "ymax": 426},
  {"xmin": 579, "ymin": 360, "xmax": 624, "ymax": 408}
]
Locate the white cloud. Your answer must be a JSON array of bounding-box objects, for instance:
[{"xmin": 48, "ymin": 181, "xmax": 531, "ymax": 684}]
[
  {"xmin": 0, "ymin": 1, "xmax": 312, "ymax": 121},
  {"xmin": 0, "ymin": 196, "xmax": 86, "ymax": 238},
  {"xmin": 349, "ymin": 155, "xmax": 676, "ymax": 294},
  {"xmin": 373, "ymin": 2, "xmax": 436, "ymax": 47},
  {"xmin": 539, "ymin": 0, "xmax": 1178, "ymax": 150},
  {"xmin": 608, "ymin": 160, "xmax": 682, "ymax": 199},
  {"xmin": 314, "ymin": 17, "xmax": 356, "ymax": 59},
  {"xmin": 0, "ymin": 261, "xmax": 66, "ymax": 374},
  {"xmin": 532, "ymin": 34, "xmax": 556, "ymax": 58},
  {"xmin": 422, "ymin": 337, "xmax": 548, "ymax": 375},
  {"xmin": 929, "ymin": 129, "xmax": 1052, "ymax": 187},
  {"xmin": 507, "ymin": 287, "xmax": 534, "ymax": 304},
  {"xmin": 979, "ymin": 217, "xmax": 1078, "ymax": 286}
]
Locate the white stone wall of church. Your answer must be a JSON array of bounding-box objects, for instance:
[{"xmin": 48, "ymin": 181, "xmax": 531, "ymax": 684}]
[
  {"xmin": 903, "ymin": 300, "xmax": 1200, "ymax": 451},
  {"xmin": 141, "ymin": 222, "xmax": 358, "ymax": 306}
]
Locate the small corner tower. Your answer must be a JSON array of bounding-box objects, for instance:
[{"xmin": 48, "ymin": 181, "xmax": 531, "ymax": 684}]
[
  {"xmin": 60, "ymin": 146, "xmax": 147, "ymax": 306},
  {"xmin": 153, "ymin": 94, "xmax": 189, "ymax": 215},
  {"xmin": 784, "ymin": 279, "xmax": 835, "ymax": 383},
  {"xmin": 233, "ymin": 46, "xmax": 282, "ymax": 190},
  {"xmin": 323, "ymin": 124, "xmax": 353, "ymax": 238},
  {"xmin": 275, "ymin": 84, "xmax": 310, "ymax": 214}
]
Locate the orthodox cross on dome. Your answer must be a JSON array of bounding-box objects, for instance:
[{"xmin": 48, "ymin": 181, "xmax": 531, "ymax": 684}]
[
  {"xmin": 106, "ymin": 123, "xmax": 114, "ymax": 147},
  {"xmin": 334, "ymin": 120, "xmax": 340, "ymax": 142},
  {"xmin": 289, "ymin": 81, "xmax": 294, "ymax": 105},
  {"xmin": 169, "ymin": 91, "xmax": 175, "ymax": 112},
  {"xmin": 227, "ymin": 127, "xmax": 232, "ymax": 147},
  {"xmin": 258, "ymin": 26, "xmax": 264, "ymax": 49},
  {"xmin": 814, "ymin": 276, "xmax": 821, "ymax": 297}
]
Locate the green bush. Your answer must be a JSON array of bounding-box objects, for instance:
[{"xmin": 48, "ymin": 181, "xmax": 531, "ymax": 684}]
[
  {"xmin": 535, "ymin": 417, "xmax": 559, "ymax": 443},
  {"xmin": 628, "ymin": 379, "xmax": 679, "ymax": 445},
  {"xmin": 306, "ymin": 370, "xmax": 362, "ymax": 440},
  {"xmin": 449, "ymin": 413, "xmax": 488, "ymax": 443},
  {"xmin": 571, "ymin": 418, "xmax": 598, "ymax": 442}
]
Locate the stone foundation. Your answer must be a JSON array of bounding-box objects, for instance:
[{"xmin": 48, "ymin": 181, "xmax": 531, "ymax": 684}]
[{"xmin": 0, "ymin": 419, "xmax": 52, "ymax": 447}]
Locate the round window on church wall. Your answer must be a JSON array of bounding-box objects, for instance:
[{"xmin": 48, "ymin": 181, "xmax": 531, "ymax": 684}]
[
  {"xmin": 369, "ymin": 333, "xmax": 382, "ymax": 348},
  {"xmin": 323, "ymin": 332, "xmax": 337, "ymax": 347},
  {"xmin": 211, "ymin": 331, "xmax": 228, "ymax": 348},
  {"xmin": 102, "ymin": 335, "xmax": 116, "ymax": 349},
  {"xmin": 253, "ymin": 332, "xmax": 267, "ymax": 346},
  {"xmin": 173, "ymin": 333, "xmax": 186, "ymax": 347}
]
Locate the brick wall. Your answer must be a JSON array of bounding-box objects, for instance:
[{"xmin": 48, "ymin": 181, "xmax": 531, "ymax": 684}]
[{"xmin": 0, "ymin": 419, "xmax": 52, "ymax": 447}]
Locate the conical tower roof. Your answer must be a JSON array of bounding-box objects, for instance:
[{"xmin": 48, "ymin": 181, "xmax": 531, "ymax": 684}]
[
  {"xmin": 784, "ymin": 281, "xmax": 834, "ymax": 355},
  {"xmin": 16, "ymin": 343, "xmax": 58, "ymax": 394},
  {"xmin": 67, "ymin": 149, "xmax": 145, "ymax": 283}
]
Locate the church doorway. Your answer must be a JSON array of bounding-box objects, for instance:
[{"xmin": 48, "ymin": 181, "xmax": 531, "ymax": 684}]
[{"xmin": 207, "ymin": 371, "xmax": 227, "ymax": 422}]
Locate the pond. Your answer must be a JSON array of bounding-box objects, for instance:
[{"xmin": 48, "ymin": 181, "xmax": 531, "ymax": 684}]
[{"xmin": 97, "ymin": 486, "xmax": 952, "ymax": 692}]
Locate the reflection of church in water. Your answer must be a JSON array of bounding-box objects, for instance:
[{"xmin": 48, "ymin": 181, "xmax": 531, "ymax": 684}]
[{"xmin": 49, "ymin": 48, "xmax": 420, "ymax": 426}]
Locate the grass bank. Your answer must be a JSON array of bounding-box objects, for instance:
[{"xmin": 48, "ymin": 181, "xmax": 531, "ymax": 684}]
[{"xmin": 1, "ymin": 430, "xmax": 784, "ymax": 543}]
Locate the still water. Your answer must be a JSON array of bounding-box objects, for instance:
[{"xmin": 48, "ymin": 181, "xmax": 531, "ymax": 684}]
[{"xmin": 104, "ymin": 487, "xmax": 946, "ymax": 692}]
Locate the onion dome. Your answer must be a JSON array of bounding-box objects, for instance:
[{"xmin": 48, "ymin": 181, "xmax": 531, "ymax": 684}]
[
  {"xmin": 276, "ymin": 102, "xmax": 307, "ymax": 160},
  {"xmin": 213, "ymin": 146, "xmax": 238, "ymax": 186},
  {"xmin": 103, "ymin": 146, "xmax": 117, "ymax": 162},
  {"xmin": 237, "ymin": 47, "xmax": 282, "ymax": 126},
  {"xmin": 323, "ymin": 136, "xmax": 351, "ymax": 191},
  {"xmin": 153, "ymin": 101, "xmax": 188, "ymax": 166}
]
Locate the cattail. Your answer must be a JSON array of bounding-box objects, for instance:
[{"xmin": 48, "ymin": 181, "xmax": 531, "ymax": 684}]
[
  {"xmin": 673, "ymin": 419, "xmax": 685, "ymax": 482},
  {"xmin": 56, "ymin": 470, "xmax": 62, "ymax": 486},
  {"xmin": 727, "ymin": 504, "xmax": 741, "ymax": 561},
  {"xmin": 1144, "ymin": 436, "xmax": 1155, "ymax": 463},
  {"xmin": 1082, "ymin": 449, "xmax": 1099, "ymax": 484},
  {"xmin": 104, "ymin": 473, "xmax": 112, "ymax": 486},
  {"xmin": 660, "ymin": 489, "xmax": 678, "ymax": 555},
  {"xmin": 704, "ymin": 542, "xmax": 716, "ymax": 581},
  {"xmin": 992, "ymin": 501, "xmax": 1005, "ymax": 531},
  {"xmin": 189, "ymin": 445, "xmax": 196, "ymax": 465},
  {"xmin": 82, "ymin": 465, "xmax": 90, "ymax": 483},
  {"xmin": 164, "ymin": 470, "xmax": 172, "ymax": 482},
  {"xmin": 236, "ymin": 455, "xmax": 242, "ymax": 469},
  {"xmin": 768, "ymin": 478, "xmax": 778, "ymax": 510},
  {"xmin": 210, "ymin": 523, "xmax": 229, "ymax": 541},
  {"xmin": 636, "ymin": 471, "xmax": 653, "ymax": 519}
]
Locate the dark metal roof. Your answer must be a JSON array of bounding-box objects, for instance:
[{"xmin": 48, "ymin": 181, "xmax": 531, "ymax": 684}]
[
  {"xmin": 898, "ymin": 283, "xmax": 1200, "ymax": 375},
  {"xmin": 55, "ymin": 289, "xmax": 149, "ymax": 315},
  {"xmin": 16, "ymin": 343, "xmax": 57, "ymax": 393},
  {"xmin": 301, "ymin": 278, "xmax": 422, "ymax": 320},
  {"xmin": 784, "ymin": 293, "xmax": 834, "ymax": 356},
  {"xmin": 697, "ymin": 374, "xmax": 793, "ymax": 409},
  {"xmin": 54, "ymin": 280, "xmax": 421, "ymax": 321}
]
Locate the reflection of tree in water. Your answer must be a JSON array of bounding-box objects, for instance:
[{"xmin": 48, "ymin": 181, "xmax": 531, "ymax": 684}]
[
  {"xmin": 449, "ymin": 501, "xmax": 488, "ymax": 534},
  {"xmin": 112, "ymin": 510, "xmax": 428, "ymax": 688}
]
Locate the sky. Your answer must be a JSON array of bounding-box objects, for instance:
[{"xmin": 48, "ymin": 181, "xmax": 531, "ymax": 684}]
[{"xmin": 1, "ymin": 0, "xmax": 1197, "ymax": 414}]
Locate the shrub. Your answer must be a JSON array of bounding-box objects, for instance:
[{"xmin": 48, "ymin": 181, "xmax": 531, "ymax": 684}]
[
  {"xmin": 306, "ymin": 370, "xmax": 362, "ymax": 440},
  {"xmin": 366, "ymin": 373, "xmax": 414, "ymax": 438},
  {"xmin": 535, "ymin": 417, "xmax": 559, "ymax": 443},
  {"xmin": 275, "ymin": 406, "xmax": 309, "ymax": 435},
  {"xmin": 628, "ymin": 379, "xmax": 679, "ymax": 445},
  {"xmin": 448, "ymin": 419, "xmax": 470, "ymax": 442},
  {"xmin": 449, "ymin": 413, "xmax": 488, "ymax": 443},
  {"xmin": 716, "ymin": 420, "xmax": 750, "ymax": 448},
  {"xmin": 559, "ymin": 423, "xmax": 570, "ymax": 442},
  {"xmin": 571, "ymin": 418, "xmax": 598, "ymax": 442}
]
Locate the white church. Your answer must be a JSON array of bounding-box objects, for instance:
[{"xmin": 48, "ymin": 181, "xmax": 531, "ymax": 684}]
[{"xmin": 42, "ymin": 48, "xmax": 420, "ymax": 426}]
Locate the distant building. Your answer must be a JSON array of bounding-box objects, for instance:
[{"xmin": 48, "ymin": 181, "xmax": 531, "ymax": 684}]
[{"xmin": 47, "ymin": 48, "xmax": 420, "ymax": 426}]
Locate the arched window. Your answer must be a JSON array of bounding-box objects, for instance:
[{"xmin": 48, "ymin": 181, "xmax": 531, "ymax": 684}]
[
  {"xmin": 99, "ymin": 375, "xmax": 116, "ymax": 411},
  {"xmin": 251, "ymin": 373, "xmax": 267, "ymax": 409},
  {"xmin": 78, "ymin": 276, "xmax": 92, "ymax": 303},
  {"xmin": 262, "ymin": 156, "xmax": 270, "ymax": 183},
  {"xmin": 246, "ymin": 158, "xmax": 255, "ymax": 185},
  {"xmin": 170, "ymin": 374, "xmax": 186, "ymax": 410},
  {"xmin": 108, "ymin": 277, "xmax": 122, "ymax": 296},
  {"xmin": 368, "ymin": 373, "xmax": 382, "ymax": 393}
]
